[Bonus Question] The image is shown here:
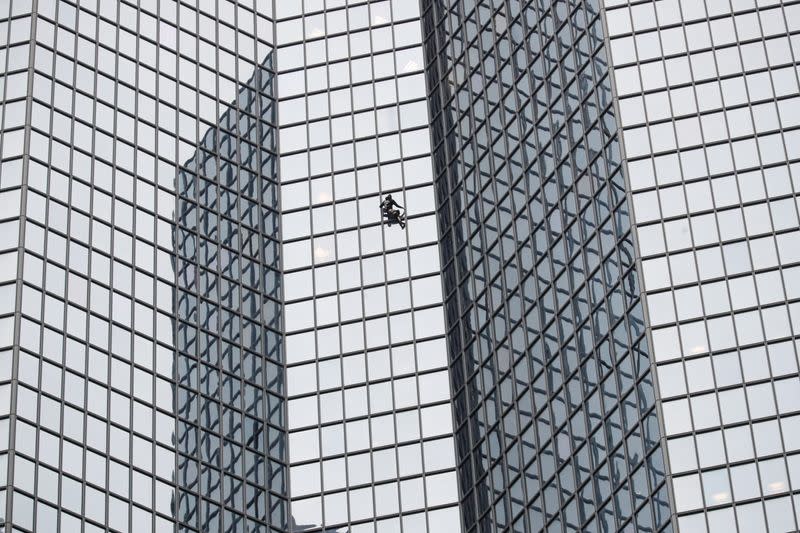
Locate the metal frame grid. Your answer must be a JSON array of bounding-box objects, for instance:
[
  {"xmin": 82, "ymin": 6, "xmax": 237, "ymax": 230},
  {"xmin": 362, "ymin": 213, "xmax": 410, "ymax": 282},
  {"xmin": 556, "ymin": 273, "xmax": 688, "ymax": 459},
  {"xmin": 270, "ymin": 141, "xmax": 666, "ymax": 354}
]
[
  {"xmin": 174, "ymin": 50, "xmax": 286, "ymax": 533},
  {"xmin": 0, "ymin": 0, "xmax": 287, "ymax": 531},
  {"xmin": 421, "ymin": 0, "xmax": 672, "ymax": 531},
  {"xmin": 605, "ymin": 0, "xmax": 800, "ymax": 531},
  {"xmin": 275, "ymin": 1, "xmax": 461, "ymax": 532},
  {"xmin": 0, "ymin": 0, "xmax": 33, "ymax": 529}
]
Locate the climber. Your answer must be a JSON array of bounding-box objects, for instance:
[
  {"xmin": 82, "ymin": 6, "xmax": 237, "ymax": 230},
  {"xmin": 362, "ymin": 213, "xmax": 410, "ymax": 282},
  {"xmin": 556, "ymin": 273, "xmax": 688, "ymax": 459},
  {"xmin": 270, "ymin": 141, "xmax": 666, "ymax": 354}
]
[{"xmin": 380, "ymin": 194, "xmax": 406, "ymax": 229}]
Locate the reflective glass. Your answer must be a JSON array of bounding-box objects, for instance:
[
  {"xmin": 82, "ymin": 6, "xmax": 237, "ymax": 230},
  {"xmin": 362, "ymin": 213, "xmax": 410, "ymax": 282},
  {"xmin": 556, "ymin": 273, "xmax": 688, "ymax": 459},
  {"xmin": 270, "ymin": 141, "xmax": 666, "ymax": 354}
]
[
  {"xmin": 607, "ymin": 0, "xmax": 800, "ymax": 525},
  {"xmin": 278, "ymin": 0, "xmax": 457, "ymax": 530},
  {"xmin": 421, "ymin": 0, "xmax": 671, "ymax": 530}
]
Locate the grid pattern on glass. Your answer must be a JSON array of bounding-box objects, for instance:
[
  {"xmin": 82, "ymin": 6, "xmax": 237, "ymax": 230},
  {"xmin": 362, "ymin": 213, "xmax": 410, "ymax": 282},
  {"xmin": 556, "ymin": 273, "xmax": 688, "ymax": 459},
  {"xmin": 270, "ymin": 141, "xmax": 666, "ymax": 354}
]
[
  {"xmin": 604, "ymin": 0, "xmax": 800, "ymax": 531},
  {"xmin": 276, "ymin": 1, "xmax": 460, "ymax": 531},
  {"xmin": 421, "ymin": 0, "xmax": 672, "ymax": 531},
  {"xmin": 174, "ymin": 54, "xmax": 286, "ymax": 533},
  {"xmin": 0, "ymin": 0, "xmax": 32, "ymax": 525},
  {"xmin": 1, "ymin": 0, "xmax": 282, "ymax": 532}
]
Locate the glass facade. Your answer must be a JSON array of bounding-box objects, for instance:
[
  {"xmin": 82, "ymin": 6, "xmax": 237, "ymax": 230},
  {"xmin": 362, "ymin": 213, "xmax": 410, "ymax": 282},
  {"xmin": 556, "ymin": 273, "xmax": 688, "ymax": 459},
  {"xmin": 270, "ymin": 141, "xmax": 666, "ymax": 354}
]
[
  {"xmin": 605, "ymin": 0, "xmax": 800, "ymax": 531},
  {"xmin": 275, "ymin": 1, "xmax": 460, "ymax": 531},
  {"xmin": 6, "ymin": 0, "xmax": 800, "ymax": 532},
  {"xmin": 0, "ymin": 0, "xmax": 282, "ymax": 532},
  {"xmin": 174, "ymin": 51, "xmax": 286, "ymax": 533},
  {"xmin": 421, "ymin": 1, "xmax": 671, "ymax": 532}
]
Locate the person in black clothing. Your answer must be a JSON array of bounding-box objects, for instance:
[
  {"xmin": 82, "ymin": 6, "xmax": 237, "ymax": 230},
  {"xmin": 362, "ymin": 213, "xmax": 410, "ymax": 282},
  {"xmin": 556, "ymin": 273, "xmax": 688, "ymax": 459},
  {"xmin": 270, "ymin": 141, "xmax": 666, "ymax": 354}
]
[{"xmin": 380, "ymin": 194, "xmax": 405, "ymax": 229}]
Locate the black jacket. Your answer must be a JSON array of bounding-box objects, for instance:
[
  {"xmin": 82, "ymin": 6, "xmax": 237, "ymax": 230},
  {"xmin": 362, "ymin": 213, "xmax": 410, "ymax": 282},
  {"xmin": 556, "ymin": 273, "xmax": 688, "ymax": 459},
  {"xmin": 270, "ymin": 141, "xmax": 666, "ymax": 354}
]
[{"xmin": 381, "ymin": 198, "xmax": 402, "ymax": 211}]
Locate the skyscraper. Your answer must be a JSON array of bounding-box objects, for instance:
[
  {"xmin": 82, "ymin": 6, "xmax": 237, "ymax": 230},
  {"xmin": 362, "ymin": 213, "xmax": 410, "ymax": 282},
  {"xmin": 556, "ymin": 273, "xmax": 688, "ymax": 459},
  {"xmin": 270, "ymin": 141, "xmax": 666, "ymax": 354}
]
[
  {"xmin": 174, "ymin": 52, "xmax": 286, "ymax": 532},
  {"xmin": 1, "ymin": 1, "xmax": 282, "ymax": 531},
  {"xmin": 274, "ymin": 1, "xmax": 461, "ymax": 531},
  {"xmin": 1, "ymin": 0, "xmax": 460, "ymax": 531},
  {"xmin": 1, "ymin": 1, "xmax": 799, "ymax": 533},
  {"xmin": 421, "ymin": 1, "xmax": 670, "ymax": 532},
  {"xmin": 605, "ymin": 1, "xmax": 800, "ymax": 531}
]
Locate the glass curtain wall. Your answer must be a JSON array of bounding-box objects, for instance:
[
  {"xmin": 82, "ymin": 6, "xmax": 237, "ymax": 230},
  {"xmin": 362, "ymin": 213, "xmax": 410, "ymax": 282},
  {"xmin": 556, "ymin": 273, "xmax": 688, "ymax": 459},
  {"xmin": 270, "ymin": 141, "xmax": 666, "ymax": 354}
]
[
  {"xmin": 0, "ymin": 0, "xmax": 31, "ymax": 525},
  {"xmin": 174, "ymin": 46, "xmax": 285, "ymax": 533},
  {"xmin": 604, "ymin": 0, "xmax": 800, "ymax": 531},
  {"xmin": 275, "ymin": 1, "xmax": 460, "ymax": 531},
  {"xmin": 0, "ymin": 0, "xmax": 282, "ymax": 532},
  {"xmin": 421, "ymin": 0, "xmax": 672, "ymax": 531}
]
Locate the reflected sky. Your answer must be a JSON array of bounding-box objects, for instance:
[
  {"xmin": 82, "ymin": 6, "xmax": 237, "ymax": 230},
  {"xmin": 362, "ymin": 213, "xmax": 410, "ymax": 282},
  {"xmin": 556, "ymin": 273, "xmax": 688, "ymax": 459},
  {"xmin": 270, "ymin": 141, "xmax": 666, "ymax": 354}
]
[
  {"xmin": 606, "ymin": 0, "xmax": 800, "ymax": 529},
  {"xmin": 276, "ymin": 1, "xmax": 460, "ymax": 531}
]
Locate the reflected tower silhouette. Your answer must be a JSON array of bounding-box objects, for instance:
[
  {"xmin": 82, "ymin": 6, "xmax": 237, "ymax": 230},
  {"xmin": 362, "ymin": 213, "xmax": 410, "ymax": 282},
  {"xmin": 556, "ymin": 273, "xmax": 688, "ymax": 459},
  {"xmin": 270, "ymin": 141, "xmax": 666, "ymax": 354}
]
[
  {"xmin": 173, "ymin": 51, "xmax": 288, "ymax": 532},
  {"xmin": 420, "ymin": 1, "xmax": 671, "ymax": 531}
]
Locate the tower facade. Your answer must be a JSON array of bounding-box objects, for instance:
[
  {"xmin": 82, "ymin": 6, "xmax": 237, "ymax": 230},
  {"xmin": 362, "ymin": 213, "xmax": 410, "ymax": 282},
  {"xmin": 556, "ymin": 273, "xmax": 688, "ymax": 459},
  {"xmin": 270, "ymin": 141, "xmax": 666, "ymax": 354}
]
[
  {"xmin": 1, "ymin": 0, "xmax": 462, "ymax": 532},
  {"xmin": 174, "ymin": 54, "xmax": 286, "ymax": 532},
  {"xmin": 3, "ymin": 0, "xmax": 800, "ymax": 532},
  {"xmin": 420, "ymin": 0, "xmax": 671, "ymax": 531},
  {"xmin": 0, "ymin": 0, "xmax": 286, "ymax": 531},
  {"xmin": 274, "ymin": 1, "xmax": 461, "ymax": 531},
  {"xmin": 605, "ymin": 0, "xmax": 800, "ymax": 531}
]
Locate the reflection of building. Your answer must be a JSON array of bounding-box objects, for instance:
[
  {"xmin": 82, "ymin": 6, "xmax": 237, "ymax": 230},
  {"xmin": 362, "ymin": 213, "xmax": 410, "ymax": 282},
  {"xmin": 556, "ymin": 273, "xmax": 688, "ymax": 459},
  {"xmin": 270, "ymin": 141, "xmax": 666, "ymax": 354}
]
[
  {"xmin": 420, "ymin": 1, "xmax": 671, "ymax": 532},
  {"xmin": 174, "ymin": 53, "xmax": 287, "ymax": 531}
]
